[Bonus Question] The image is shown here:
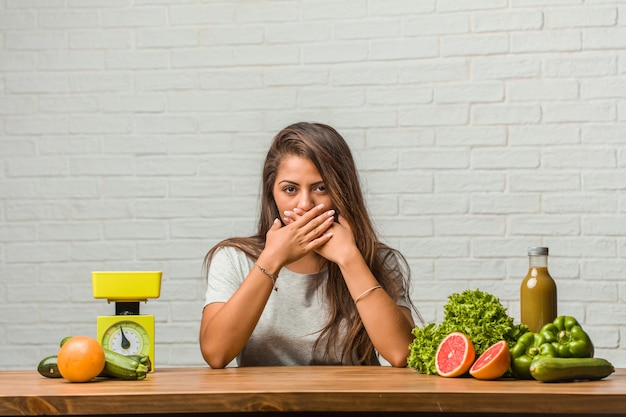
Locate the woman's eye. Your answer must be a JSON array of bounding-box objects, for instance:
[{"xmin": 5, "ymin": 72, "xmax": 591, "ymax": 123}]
[
  {"xmin": 283, "ymin": 186, "xmax": 296, "ymax": 194},
  {"xmin": 315, "ymin": 185, "xmax": 327, "ymax": 193}
]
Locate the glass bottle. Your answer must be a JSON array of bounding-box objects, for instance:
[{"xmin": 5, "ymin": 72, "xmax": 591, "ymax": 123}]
[{"xmin": 520, "ymin": 246, "xmax": 557, "ymax": 333}]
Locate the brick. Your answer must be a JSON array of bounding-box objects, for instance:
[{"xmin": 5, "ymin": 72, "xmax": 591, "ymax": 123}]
[
  {"xmin": 439, "ymin": 0, "xmax": 507, "ymax": 12},
  {"xmin": 473, "ymin": 10, "xmax": 543, "ymax": 32},
  {"xmin": 201, "ymin": 25, "xmax": 264, "ymax": 46},
  {"xmin": 472, "ymin": 104, "xmax": 541, "ymax": 125},
  {"xmin": 39, "ymin": 96, "xmax": 99, "ymax": 113},
  {"xmin": 40, "ymin": 178, "xmax": 102, "ymax": 199},
  {"xmin": 546, "ymin": 6, "xmax": 617, "ymax": 28},
  {"xmin": 545, "ymin": 52, "xmax": 617, "ymax": 77},
  {"xmin": 435, "ymin": 82, "xmax": 503, "ymax": 104},
  {"xmin": 5, "ymin": 74, "xmax": 68, "ymax": 94},
  {"xmin": 136, "ymin": 156, "xmax": 199, "ymax": 176},
  {"xmin": 404, "ymin": 14, "xmax": 469, "ymax": 35},
  {"xmin": 303, "ymin": 42, "xmax": 368, "ymax": 64},
  {"xmin": 101, "ymin": 94, "xmax": 166, "ymax": 113},
  {"xmin": 543, "ymin": 148, "xmax": 616, "ymax": 168},
  {"xmin": 301, "ymin": 0, "xmax": 367, "ymax": 19},
  {"xmin": 400, "ymin": 59, "xmax": 469, "ymax": 82},
  {"xmin": 5, "ymin": 201, "xmax": 71, "ymax": 221},
  {"xmin": 543, "ymin": 193, "xmax": 618, "ymax": 213},
  {"xmin": 137, "ymin": 71, "xmax": 198, "ymax": 91},
  {"xmin": 169, "ymin": 5, "xmax": 236, "ymax": 26},
  {"xmin": 138, "ymin": 29, "xmax": 198, "ymax": 48},
  {"xmin": 69, "ymin": 115, "xmax": 132, "ymax": 134},
  {"xmin": 70, "ymin": 73, "xmax": 132, "ymax": 93},
  {"xmin": 442, "ymin": 34, "xmax": 509, "ymax": 57},
  {"xmin": 366, "ymin": 128, "xmax": 435, "ymax": 147},
  {"xmin": 39, "ymin": 136, "xmax": 101, "ymax": 155},
  {"xmin": 437, "ymin": 126, "xmax": 506, "ymax": 146},
  {"xmin": 6, "ymin": 157, "xmax": 67, "ymax": 177},
  {"xmin": 0, "ymin": 96, "xmax": 37, "ymax": 114},
  {"xmin": 472, "ymin": 149, "xmax": 540, "ymax": 169},
  {"xmin": 334, "ymin": 20, "xmax": 398, "ymax": 40},
  {"xmin": 70, "ymin": 242, "xmax": 135, "ymax": 262},
  {"xmin": 39, "ymin": 222, "xmax": 102, "ymax": 242},
  {"xmin": 38, "ymin": 10, "xmax": 99, "ymax": 29},
  {"xmin": 69, "ymin": 157, "xmax": 134, "ymax": 176},
  {"xmin": 471, "ymin": 194, "xmax": 540, "ymax": 214},
  {"xmin": 583, "ymin": 217, "xmax": 626, "ymax": 236},
  {"xmin": 581, "ymin": 77, "xmax": 626, "ymax": 99},
  {"xmin": 332, "ymin": 66, "xmax": 399, "ymax": 86},
  {"xmin": 401, "ymin": 194, "xmax": 468, "ymax": 215},
  {"xmin": 509, "ymin": 172, "xmax": 580, "ymax": 192},
  {"xmin": 507, "ymin": 79, "xmax": 578, "ymax": 101},
  {"xmin": 509, "ymin": 125, "xmax": 580, "ymax": 146},
  {"xmin": 265, "ymin": 67, "xmax": 328, "ymax": 86},
  {"xmin": 106, "ymin": 51, "xmax": 169, "ymax": 70},
  {"xmin": 435, "ymin": 216, "xmax": 505, "ymax": 236},
  {"xmin": 583, "ymin": 27, "xmax": 626, "ymax": 49},
  {"xmin": 101, "ymin": 7, "xmax": 166, "ymax": 27},
  {"xmin": 472, "ymin": 57, "xmax": 541, "ymax": 79},
  {"xmin": 69, "ymin": 30, "xmax": 132, "ymax": 49},
  {"xmin": 134, "ymin": 115, "xmax": 196, "ymax": 134},
  {"xmin": 100, "ymin": 178, "xmax": 168, "ymax": 198},
  {"xmin": 435, "ymin": 172, "xmax": 505, "ymax": 192},
  {"xmin": 509, "ymin": 215, "xmax": 580, "ymax": 236},
  {"xmin": 401, "ymin": 149, "xmax": 469, "ymax": 169},
  {"xmin": 300, "ymin": 87, "xmax": 364, "ymax": 109},
  {"xmin": 6, "ymin": 31, "xmax": 67, "ymax": 50},
  {"xmin": 104, "ymin": 220, "xmax": 167, "ymax": 240},
  {"xmin": 371, "ymin": 38, "xmax": 439, "ymax": 60},
  {"xmin": 400, "ymin": 104, "xmax": 469, "ymax": 126},
  {"xmin": 0, "ymin": 11, "xmax": 36, "ymax": 30}
]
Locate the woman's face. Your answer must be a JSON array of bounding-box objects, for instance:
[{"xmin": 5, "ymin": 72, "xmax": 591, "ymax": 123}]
[{"xmin": 272, "ymin": 155, "xmax": 334, "ymax": 217}]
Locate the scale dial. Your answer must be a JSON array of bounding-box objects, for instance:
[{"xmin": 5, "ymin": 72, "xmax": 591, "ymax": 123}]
[{"xmin": 102, "ymin": 320, "xmax": 150, "ymax": 356}]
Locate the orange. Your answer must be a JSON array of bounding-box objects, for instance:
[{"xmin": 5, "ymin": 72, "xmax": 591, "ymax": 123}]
[
  {"xmin": 57, "ymin": 336, "xmax": 105, "ymax": 383},
  {"xmin": 435, "ymin": 332, "xmax": 475, "ymax": 378},
  {"xmin": 469, "ymin": 340, "xmax": 511, "ymax": 380}
]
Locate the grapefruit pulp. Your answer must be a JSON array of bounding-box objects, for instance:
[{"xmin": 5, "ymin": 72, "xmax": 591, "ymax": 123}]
[
  {"xmin": 469, "ymin": 340, "xmax": 511, "ymax": 380},
  {"xmin": 435, "ymin": 332, "xmax": 475, "ymax": 377}
]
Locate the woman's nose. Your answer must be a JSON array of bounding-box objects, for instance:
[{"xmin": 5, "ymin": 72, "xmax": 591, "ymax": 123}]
[{"xmin": 296, "ymin": 193, "xmax": 315, "ymax": 211}]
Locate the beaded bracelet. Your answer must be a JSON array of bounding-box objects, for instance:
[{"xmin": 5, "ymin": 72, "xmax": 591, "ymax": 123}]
[
  {"xmin": 255, "ymin": 263, "xmax": 278, "ymax": 292},
  {"xmin": 354, "ymin": 285, "xmax": 382, "ymax": 304}
]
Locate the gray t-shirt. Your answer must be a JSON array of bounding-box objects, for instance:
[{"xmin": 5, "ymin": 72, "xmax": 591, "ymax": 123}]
[{"xmin": 203, "ymin": 246, "xmax": 409, "ymax": 367}]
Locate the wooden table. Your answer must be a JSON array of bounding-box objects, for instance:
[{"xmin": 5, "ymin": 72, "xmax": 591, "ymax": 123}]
[{"xmin": 1, "ymin": 366, "xmax": 625, "ymax": 416}]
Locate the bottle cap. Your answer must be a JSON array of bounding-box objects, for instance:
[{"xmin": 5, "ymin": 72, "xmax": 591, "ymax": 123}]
[{"xmin": 528, "ymin": 246, "xmax": 549, "ymax": 256}]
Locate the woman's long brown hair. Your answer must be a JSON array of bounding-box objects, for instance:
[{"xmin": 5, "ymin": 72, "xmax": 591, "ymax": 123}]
[{"xmin": 203, "ymin": 122, "xmax": 418, "ymax": 365}]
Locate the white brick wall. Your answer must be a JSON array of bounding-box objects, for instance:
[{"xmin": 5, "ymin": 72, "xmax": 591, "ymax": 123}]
[{"xmin": 1, "ymin": 1, "xmax": 625, "ymax": 370}]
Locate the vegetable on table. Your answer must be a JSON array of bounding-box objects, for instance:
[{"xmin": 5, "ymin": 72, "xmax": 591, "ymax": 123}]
[
  {"xmin": 539, "ymin": 315, "xmax": 594, "ymax": 358},
  {"xmin": 510, "ymin": 331, "xmax": 557, "ymax": 380},
  {"xmin": 529, "ymin": 357, "xmax": 614, "ymax": 383},
  {"xmin": 407, "ymin": 289, "xmax": 528, "ymax": 375}
]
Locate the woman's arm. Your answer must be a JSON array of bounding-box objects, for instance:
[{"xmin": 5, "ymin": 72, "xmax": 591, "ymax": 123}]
[
  {"xmin": 314, "ymin": 218, "xmax": 415, "ymax": 367},
  {"xmin": 200, "ymin": 206, "xmax": 335, "ymax": 368}
]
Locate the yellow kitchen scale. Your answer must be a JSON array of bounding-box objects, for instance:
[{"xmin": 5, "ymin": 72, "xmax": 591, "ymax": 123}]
[{"xmin": 92, "ymin": 271, "xmax": 162, "ymax": 371}]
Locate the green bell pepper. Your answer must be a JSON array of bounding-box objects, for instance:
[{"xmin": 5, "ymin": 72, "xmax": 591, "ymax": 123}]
[
  {"xmin": 510, "ymin": 331, "xmax": 557, "ymax": 380},
  {"xmin": 539, "ymin": 315, "xmax": 594, "ymax": 358}
]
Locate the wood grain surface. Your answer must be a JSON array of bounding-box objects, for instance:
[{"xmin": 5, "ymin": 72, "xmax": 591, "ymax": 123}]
[{"xmin": 1, "ymin": 366, "xmax": 625, "ymax": 416}]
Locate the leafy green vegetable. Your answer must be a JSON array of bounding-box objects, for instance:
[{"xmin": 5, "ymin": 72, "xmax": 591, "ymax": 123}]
[{"xmin": 407, "ymin": 289, "xmax": 528, "ymax": 375}]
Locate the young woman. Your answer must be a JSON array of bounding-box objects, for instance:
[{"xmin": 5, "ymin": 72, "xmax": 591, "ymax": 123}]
[{"xmin": 200, "ymin": 122, "xmax": 418, "ymax": 368}]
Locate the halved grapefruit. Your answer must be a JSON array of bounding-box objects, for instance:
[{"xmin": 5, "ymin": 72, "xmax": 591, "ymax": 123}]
[
  {"xmin": 469, "ymin": 340, "xmax": 511, "ymax": 380},
  {"xmin": 435, "ymin": 332, "xmax": 475, "ymax": 377}
]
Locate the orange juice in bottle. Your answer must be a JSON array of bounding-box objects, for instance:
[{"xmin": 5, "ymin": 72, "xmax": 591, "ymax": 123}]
[{"xmin": 520, "ymin": 246, "xmax": 557, "ymax": 333}]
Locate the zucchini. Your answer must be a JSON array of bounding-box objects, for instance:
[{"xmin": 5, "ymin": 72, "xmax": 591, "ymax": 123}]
[
  {"xmin": 37, "ymin": 355, "xmax": 62, "ymax": 378},
  {"xmin": 101, "ymin": 348, "xmax": 149, "ymax": 380},
  {"xmin": 530, "ymin": 357, "xmax": 614, "ymax": 383}
]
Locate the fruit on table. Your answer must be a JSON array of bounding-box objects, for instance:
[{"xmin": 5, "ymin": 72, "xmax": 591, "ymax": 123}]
[
  {"xmin": 435, "ymin": 332, "xmax": 475, "ymax": 377},
  {"xmin": 529, "ymin": 357, "xmax": 614, "ymax": 382},
  {"xmin": 57, "ymin": 336, "xmax": 106, "ymax": 383},
  {"xmin": 469, "ymin": 340, "xmax": 511, "ymax": 380}
]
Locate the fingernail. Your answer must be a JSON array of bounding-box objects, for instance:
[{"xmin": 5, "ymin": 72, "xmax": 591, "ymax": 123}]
[
  {"xmin": 328, "ymin": 210, "xmax": 335, "ymax": 216},
  {"xmin": 317, "ymin": 203, "xmax": 324, "ymax": 209}
]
